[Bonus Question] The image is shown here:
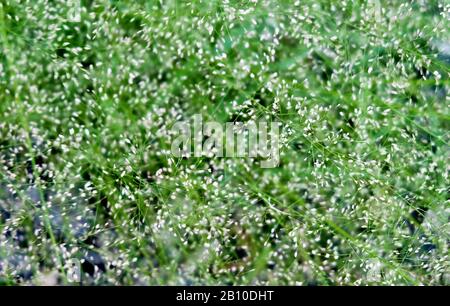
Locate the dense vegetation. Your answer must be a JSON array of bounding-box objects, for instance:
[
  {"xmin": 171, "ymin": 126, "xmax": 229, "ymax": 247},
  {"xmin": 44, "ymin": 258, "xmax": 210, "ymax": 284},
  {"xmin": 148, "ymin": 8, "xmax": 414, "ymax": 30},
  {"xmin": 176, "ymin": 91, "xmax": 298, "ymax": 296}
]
[{"xmin": 0, "ymin": 0, "xmax": 448, "ymax": 285}]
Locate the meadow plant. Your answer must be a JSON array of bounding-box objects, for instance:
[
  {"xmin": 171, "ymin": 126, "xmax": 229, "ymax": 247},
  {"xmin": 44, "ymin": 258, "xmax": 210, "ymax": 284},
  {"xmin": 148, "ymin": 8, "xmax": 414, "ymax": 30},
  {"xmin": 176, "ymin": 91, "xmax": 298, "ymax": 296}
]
[{"xmin": 0, "ymin": 0, "xmax": 448, "ymax": 285}]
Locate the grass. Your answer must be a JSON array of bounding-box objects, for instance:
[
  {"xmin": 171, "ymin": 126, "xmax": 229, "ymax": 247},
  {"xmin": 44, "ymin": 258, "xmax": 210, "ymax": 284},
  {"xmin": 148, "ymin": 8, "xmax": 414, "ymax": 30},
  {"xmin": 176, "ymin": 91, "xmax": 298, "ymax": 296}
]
[{"xmin": 0, "ymin": 0, "xmax": 448, "ymax": 285}]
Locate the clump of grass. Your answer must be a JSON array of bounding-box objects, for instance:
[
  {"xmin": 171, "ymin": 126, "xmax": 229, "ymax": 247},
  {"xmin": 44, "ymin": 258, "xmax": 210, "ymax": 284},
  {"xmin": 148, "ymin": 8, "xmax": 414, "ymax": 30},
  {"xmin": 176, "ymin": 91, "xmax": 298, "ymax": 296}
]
[{"xmin": 0, "ymin": 0, "xmax": 448, "ymax": 285}]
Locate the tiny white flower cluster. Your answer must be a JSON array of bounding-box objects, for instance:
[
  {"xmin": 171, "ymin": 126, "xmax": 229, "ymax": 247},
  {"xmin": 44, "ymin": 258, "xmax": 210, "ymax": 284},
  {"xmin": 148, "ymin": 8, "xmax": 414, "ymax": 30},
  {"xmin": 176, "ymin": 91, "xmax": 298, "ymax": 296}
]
[{"xmin": 0, "ymin": 0, "xmax": 448, "ymax": 285}]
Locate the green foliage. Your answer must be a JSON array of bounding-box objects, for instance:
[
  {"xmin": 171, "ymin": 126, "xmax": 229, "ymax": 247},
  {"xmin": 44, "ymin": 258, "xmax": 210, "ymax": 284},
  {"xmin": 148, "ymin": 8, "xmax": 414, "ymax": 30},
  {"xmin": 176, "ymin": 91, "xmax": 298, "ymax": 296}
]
[{"xmin": 0, "ymin": 0, "xmax": 448, "ymax": 285}]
